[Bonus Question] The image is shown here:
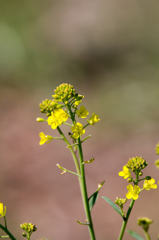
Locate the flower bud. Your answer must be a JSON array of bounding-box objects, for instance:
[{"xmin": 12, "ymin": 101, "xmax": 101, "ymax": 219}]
[
  {"xmin": 36, "ymin": 118, "xmax": 45, "ymax": 122},
  {"xmin": 127, "ymin": 177, "xmax": 133, "ymax": 182},
  {"xmin": 145, "ymin": 176, "xmax": 151, "ymax": 180},
  {"xmin": 137, "ymin": 217, "xmax": 153, "ymax": 232}
]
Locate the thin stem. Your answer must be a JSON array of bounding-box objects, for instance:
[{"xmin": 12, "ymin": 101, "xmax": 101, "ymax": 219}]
[
  {"xmin": 27, "ymin": 233, "xmax": 30, "ymax": 240},
  {"xmin": 57, "ymin": 127, "xmax": 80, "ymax": 177},
  {"xmin": 118, "ymin": 199, "xmax": 135, "ymax": 240},
  {"xmin": 57, "ymin": 126, "xmax": 85, "ymax": 204},
  {"xmin": 3, "ymin": 217, "xmax": 7, "ymax": 229},
  {"xmin": 78, "ymin": 138, "xmax": 96, "ymax": 240},
  {"xmin": 56, "ymin": 164, "xmax": 81, "ymax": 177},
  {"xmin": 0, "ymin": 224, "xmax": 16, "ymax": 240},
  {"xmin": 83, "ymin": 123, "xmax": 89, "ymax": 129},
  {"xmin": 144, "ymin": 232, "xmax": 151, "ymax": 240},
  {"xmin": 63, "ymin": 123, "xmax": 73, "ymax": 127}
]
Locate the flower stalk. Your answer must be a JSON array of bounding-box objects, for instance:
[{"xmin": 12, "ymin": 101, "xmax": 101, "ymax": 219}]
[
  {"xmin": 118, "ymin": 199, "xmax": 135, "ymax": 240},
  {"xmin": 78, "ymin": 138, "xmax": 96, "ymax": 240}
]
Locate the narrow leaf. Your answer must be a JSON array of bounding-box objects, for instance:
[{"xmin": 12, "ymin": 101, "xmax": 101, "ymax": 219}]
[
  {"xmin": 102, "ymin": 196, "xmax": 122, "ymax": 217},
  {"xmin": 127, "ymin": 230, "xmax": 145, "ymax": 240},
  {"xmin": 88, "ymin": 191, "xmax": 99, "ymax": 211}
]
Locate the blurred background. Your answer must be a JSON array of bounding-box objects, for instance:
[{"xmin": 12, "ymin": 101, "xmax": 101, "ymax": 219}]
[{"xmin": 0, "ymin": 0, "xmax": 159, "ymax": 239}]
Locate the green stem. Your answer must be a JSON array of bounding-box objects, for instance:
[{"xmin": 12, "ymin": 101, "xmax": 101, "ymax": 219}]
[
  {"xmin": 0, "ymin": 224, "xmax": 16, "ymax": 240},
  {"xmin": 78, "ymin": 138, "xmax": 96, "ymax": 240},
  {"xmin": 3, "ymin": 217, "xmax": 7, "ymax": 229},
  {"xmin": 57, "ymin": 127, "xmax": 80, "ymax": 177},
  {"xmin": 27, "ymin": 233, "xmax": 30, "ymax": 240},
  {"xmin": 118, "ymin": 199, "xmax": 135, "ymax": 240},
  {"xmin": 56, "ymin": 164, "xmax": 81, "ymax": 177},
  {"xmin": 144, "ymin": 231, "xmax": 151, "ymax": 240}
]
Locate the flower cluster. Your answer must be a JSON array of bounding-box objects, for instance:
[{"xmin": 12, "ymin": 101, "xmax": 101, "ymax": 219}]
[
  {"xmin": 39, "ymin": 99, "xmax": 60, "ymax": 117},
  {"xmin": 20, "ymin": 222, "xmax": 37, "ymax": 238},
  {"xmin": 115, "ymin": 197, "xmax": 127, "ymax": 207},
  {"xmin": 126, "ymin": 156, "xmax": 148, "ymax": 173},
  {"xmin": 137, "ymin": 217, "xmax": 153, "ymax": 232},
  {"xmin": 52, "ymin": 83, "xmax": 76, "ymax": 103},
  {"xmin": 115, "ymin": 197, "xmax": 127, "ymax": 217},
  {"xmin": 37, "ymin": 83, "xmax": 100, "ymax": 145},
  {"xmin": 118, "ymin": 156, "xmax": 157, "ymax": 201}
]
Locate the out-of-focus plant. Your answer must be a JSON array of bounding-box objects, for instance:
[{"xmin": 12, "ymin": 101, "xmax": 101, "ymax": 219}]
[
  {"xmin": 0, "ymin": 202, "xmax": 37, "ymax": 239},
  {"xmin": 102, "ymin": 156, "xmax": 157, "ymax": 240}
]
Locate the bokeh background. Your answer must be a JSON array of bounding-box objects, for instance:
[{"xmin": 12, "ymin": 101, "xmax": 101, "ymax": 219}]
[{"xmin": 0, "ymin": 1, "xmax": 159, "ymax": 239}]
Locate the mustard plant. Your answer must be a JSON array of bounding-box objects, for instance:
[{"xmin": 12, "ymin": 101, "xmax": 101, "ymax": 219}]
[
  {"xmin": 102, "ymin": 156, "xmax": 157, "ymax": 240},
  {"xmin": 37, "ymin": 83, "xmax": 101, "ymax": 240},
  {"xmin": 2, "ymin": 83, "xmax": 157, "ymax": 239},
  {"xmin": 37, "ymin": 83, "xmax": 158, "ymax": 240},
  {"xmin": 0, "ymin": 201, "xmax": 37, "ymax": 239}
]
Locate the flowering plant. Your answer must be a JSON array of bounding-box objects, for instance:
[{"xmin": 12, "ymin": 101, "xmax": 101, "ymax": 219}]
[{"xmin": 0, "ymin": 83, "xmax": 158, "ymax": 240}]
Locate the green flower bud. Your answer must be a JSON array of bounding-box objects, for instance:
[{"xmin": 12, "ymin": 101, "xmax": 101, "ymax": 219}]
[
  {"xmin": 36, "ymin": 118, "xmax": 45, "ymax": 122},
  {"xmin": 115, "ymin": 197, "xmax": 127, "ymax": 207},
  {"xmin": 127, "ymin": 177, "xmax": 133, "ymax": 182},
  {"xmin": 74, "ymin": 94, "xmax": 84, "ymax": 101},
  {"xmin": 126, "ymin": 157, "xmax": 148, "ymax": 173},
  {"xmin": 22, "ymin": 232, "xmax": 27, "ymax": 237},
  {"xmin": 39, "ymin": 99, "xmax": 60, "ymax": 117},
  {"xmin": 137, "ymin": 217, "xmax": 153, "ymax": 232},
  {"xmin": 139, "ymin": 172, "xmax": 143, "ymax": 176},
  {"xmin": 52, "ymin": 83, "xmax": 76, "ymax": 103},
  {"xmin": 20, "ymin": 223, "xmax": 37, "ymax": 236},
  {"xmin": 145, "ymin": 176, "xmax": 151, "ymax": 180}
]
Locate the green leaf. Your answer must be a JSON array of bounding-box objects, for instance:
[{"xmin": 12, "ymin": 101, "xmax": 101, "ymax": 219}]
[
  {"xmin": 127, "ymin": 230, "xmax": 145, "ymax": 240},
  {"xmin": 102, "ymin": 196, "xmax": 122, "ymax": 217},
  {"xmin": 88, "ymin": 191, "xmax": 99, "ymax": 211}
]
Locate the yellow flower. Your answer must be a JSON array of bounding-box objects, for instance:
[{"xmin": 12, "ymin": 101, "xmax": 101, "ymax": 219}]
[
  {"xmin": 143, "ymin": 178, "xmax": 157, "ymax": 190},
  {"xmin": 39, "ymin": 132, "xmax": 53, "ymax": 145},
  {"xmin": 126, "ymin": 185, "xmax": 140, "ymax": 200},
  {"xmin": 54, "ymin": 109, "xmax": 69, "ymax": 123},
  {"xmin": 76, "ymin": 106, "xmax": 89, "ymax": 118},
  {"xmin": 47, "ymin": 109, "xmax": 69, "ymax": 129},
  {"xmin": 71, "ymin": 122, "xmax": 85, "ymax": 139},
  {"xmin": 74, "ymin": 100, "xmax": 82, "ymax": 107},
  {"xmin": 0, "ymin": 203, "xmax": 6, "ymax": 217},
  {"xmin": 118, "ymin": 166, "xmax": 131, "ymax": 179},
  {"xmin": 87, "ymin": 113, "xmax": 100, "ymax": 125},
  {"xmin": 47, "ymin": 112, "xmax": 61, "ymax": 129}
]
